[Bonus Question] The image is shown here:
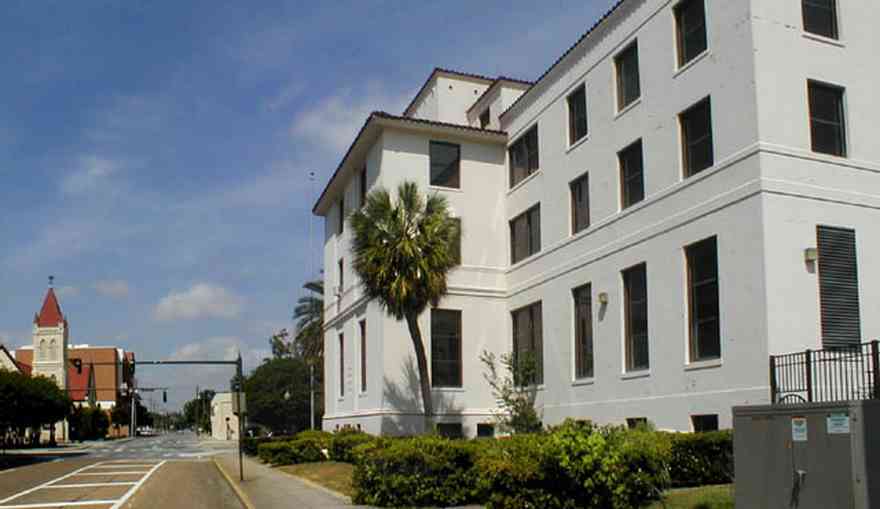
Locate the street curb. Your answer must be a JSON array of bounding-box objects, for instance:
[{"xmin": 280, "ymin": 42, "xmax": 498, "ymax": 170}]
[
  {"xmin": 280, "ymin": 468, "xmax": 352, "ymax": 503},
  {"xmin": 212, "ymin": 457, "xmax": 256, "ymax": 509}
]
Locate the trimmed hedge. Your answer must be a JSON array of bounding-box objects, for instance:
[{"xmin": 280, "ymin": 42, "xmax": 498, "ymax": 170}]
[
  {"xmin": 254, "ymin": 430, "xmax": 335, "ymax": 466},
  {"xmin": 667, "ymin": 430, "xmax": 734, "ymax": 487},
  {"xmin": 329, "ymin": 431, "xmax": 375, "ymax": 463},
  {"xmin": 243, "ymin": 435, "xmax": 293, "ymax": 456},
  {"xmin": 352, "ymin": 436, "xmax": 481, "ymax": 507}
]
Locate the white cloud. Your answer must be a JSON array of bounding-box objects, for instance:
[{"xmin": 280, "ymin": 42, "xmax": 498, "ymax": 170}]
[
  {"xmin": 263, "ymin": 79, "xmax": 306, "ymax": 112},
  {"xmin": 95, "ymin": 279, "xmax": 130, "ymax": 299},
  {"xmin": 289, "ymin": 82, "xmax": 410, "ymax": 155},
  {"xmin": 55, "ymin": 285, "xmax": 79, "ymax": 298},
  {"xmin": 154, "ymin": 283, "xmax": 244, "ymax": 321},
  {"xmin": 61, "ymin": 155, "xmax": 122, "ymax": 194}
]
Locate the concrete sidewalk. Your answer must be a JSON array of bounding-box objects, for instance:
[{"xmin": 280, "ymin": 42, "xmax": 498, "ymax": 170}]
[{"xmin": 214, "ymin": 452, "xmax": 371, "ymax": 509}]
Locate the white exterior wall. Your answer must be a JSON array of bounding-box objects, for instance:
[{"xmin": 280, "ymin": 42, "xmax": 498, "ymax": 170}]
[
  {"xmin": 211, "ymin": 393, "xmax": 240, "ymax": 441},
  {"xmin": 318, "ymin": 0, "xmax": 880, "ymax": 434}
]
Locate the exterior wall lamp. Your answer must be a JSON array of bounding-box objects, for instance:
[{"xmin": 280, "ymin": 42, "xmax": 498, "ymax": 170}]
[
  {"xmin": 598, "ymin": 292, "xmax": 609, "ymax": 305},
  {"xmin": 804, "ymin": 247, "xmax": 819, "ymax": 263}
]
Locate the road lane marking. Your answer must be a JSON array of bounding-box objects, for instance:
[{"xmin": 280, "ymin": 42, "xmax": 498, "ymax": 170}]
[
  {"xmin": 0, "ymin": 462, "xmax": 104, "ymax": 505},
  {"xmin": 109, "ymin": 460, "xmax": 166, "ymax": 509},
  {"xmin": 0, "ymin": 501, "xmax": 117, "ymax": 508},
  {"xmin": 73, "ymin": 472, "xmax": 149, "ymax": 476},
  {"xmin": 45, "ymin": 482, "xmax": 137, "ymax": 488}
]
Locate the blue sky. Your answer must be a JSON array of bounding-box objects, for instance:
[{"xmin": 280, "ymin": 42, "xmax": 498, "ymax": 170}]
[{"xmin": 0, "ymin": 0, "xmax": 617, "ymax": 409}]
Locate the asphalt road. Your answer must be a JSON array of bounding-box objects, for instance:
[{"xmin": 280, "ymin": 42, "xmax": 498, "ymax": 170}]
[{"xmin": 0, "ymin": 432, "xmax": 243, "ymax": 509}]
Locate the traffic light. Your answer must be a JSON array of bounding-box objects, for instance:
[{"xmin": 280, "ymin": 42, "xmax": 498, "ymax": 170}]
[{"xmin": 163, "ymin": 391, "xmax": 167, "ymax": 403}]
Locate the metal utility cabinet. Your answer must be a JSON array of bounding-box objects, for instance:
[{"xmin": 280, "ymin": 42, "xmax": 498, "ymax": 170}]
[{"xmin": 734, "ymin": 400, "xmax": 880, "ymax": 509}]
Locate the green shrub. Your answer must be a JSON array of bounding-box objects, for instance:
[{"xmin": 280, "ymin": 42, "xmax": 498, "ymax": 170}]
[
  {"xmin": 243, "ymin": 435, "xmax": 293, "ymax": 456},
  {"xmin": 667, "ymin": 430, "xmax": 733, "ymax": 487},
  {"xmin": 476, "ymin": 434, "xmax": 569, "ymax": 509},
  {"xmin": 352, "ymin": 436, "xmax": 481, "ymax": 507},
  {"xmin": 294, "ymin": 429, "xmax": 333, "ymax": 447},
  {"xmin": 329, "ymin": 431, "xmax": 374, "ymax": 463},
  {"xmin": 607, "ymin": 426, "xmax": 672, "ymax": 505},
  {"xmin": 258, "ymin": 441, "xmax": 297, "ymax": 465},
  {"xmin": 288, "ymin": 435, "xmax": 327, "ymax": 463}
]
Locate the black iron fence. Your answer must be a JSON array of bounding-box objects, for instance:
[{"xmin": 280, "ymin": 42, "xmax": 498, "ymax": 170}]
[{"xmin": 770, "ymin": 340, "xmax": 880, "ymax": 404}]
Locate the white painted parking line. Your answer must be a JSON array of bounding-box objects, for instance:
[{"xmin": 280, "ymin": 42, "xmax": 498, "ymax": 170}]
[
  {"xmin": 73, "ymin": 471, "xmax": 150, "ymax": 476},
  {"xmin": 0, "ymin": 463, "xmax": 100, "ymax": 506},
  {"xmin": 45, "ymin": 482, "xmax": 137, "ymax": 488},
  {"xmin": 0, "ymin": 501, "xmax": 117, "ymax": 508},
  {"xmin": 109, "ymin": 460, "xmax": 165, "ymax": 509}
]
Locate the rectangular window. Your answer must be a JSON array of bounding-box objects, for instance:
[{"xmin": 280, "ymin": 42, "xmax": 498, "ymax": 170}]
[
  {"xmin": 509, "ymin": 125, "xmax": 539, "ymax": 188},
  {"xmin": 817, "ymin": 226, "xmax": 861, "ymax": 348},
  {"xmin": 687, "ymin": 237, "xmax": 720, "ymax": 361},
  {"xmin": 431, "ymin": 309, "xmax": 462, "ymax": 388},
  {"xmin": 339, "ymin": 333, "xmax": 345, "ymax": 397},
  {"xmin": 619, "ymin": 140, "xmax": 645, "ymax": 209},
  {"xmin": 567, "ymin": 84, "xmax": 588, "ymax": 145},
  {"xmin": 692, "ymin": 414, "xmax": 719, "ymax": 432},
  {"xmin": 480, "ymin": 108, "xmax": 491, "ymax": 129},
  {"xmin": 626, "ymin": 417, "xmax": 648, "ymax": 429},
  {"xmin": 512, "ymin": 302, "xmax": 543, "ymax": 385},
  {"xmin": 436, "ymin": 422, "xmax": 463, "ymax": 438},
  {"xmin": 675, "ymin": 0, "xmax": 708, "ymax": 67},
  {"xmin": 803, "ymin": 0, "xmax": 838, "ymax": 39},
  {"xmin": 337, "ymin": 198, "xmax": 345, "ymax": 234},
  {"xmin": 510, "ymin": 205, "xmax": 541, "ymax": 264},
  {"xmin": 570, "ymin": 173, "xmax": 590, "ymax": 234},
  {"xmin": 476, "ymin": 423, "xmax": 495, "ymax": 438},
  {"xmin": 680, "ymin": 97, "xmax": 714, "ymax": 176},
  {"xmin": 573, "ymin": 284, "xmax": 594, "ymax": 379},
  {"xmin": 808, "ymin": 81, "xmax": 847, "ymax": 157},
  {"xmin": 430, "ymin": 141, "xmax": 461, "ymax": 188},
  {"xmin": 615, "ymin": 42, "xmax": 641, "ymax": 111},
  {"xmin": 623, "ymin": 263, "xmax": 649, "ymax": 372},
  {"xmin": 450, "ymin": 218, "xmax": 462, "ymax": 266},
  {"xmin": 359, "ymin": 167, "xmax": 367, "ymax": 207},
  {"xmin": 359, "ymin": 320, "xmax": 367, "ymax": 392},
  {"xmin": 338, "ymin": 258, "xmax": 344, "ymax": 292}
]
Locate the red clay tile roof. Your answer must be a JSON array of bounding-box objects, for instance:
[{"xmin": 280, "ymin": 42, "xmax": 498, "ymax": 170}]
[{"xmin": 35, "ymin": 288, "xmax": 65, "ymax": 327}]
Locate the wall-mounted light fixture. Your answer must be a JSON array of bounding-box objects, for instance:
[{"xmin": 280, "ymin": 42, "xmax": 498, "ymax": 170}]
[
  {"xmin": 598, "ymin": 292, "xmax": 609, "ymax": 305},
  {"xmin": 804, "ymin": 247, "xmax": 819, "ymax": 263}
]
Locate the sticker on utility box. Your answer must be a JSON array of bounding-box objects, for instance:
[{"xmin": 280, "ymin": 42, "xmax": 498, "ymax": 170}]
[
  {"xmin": 792, "ymin": 416, "xmax": 808, "ymax": 442},
  {"xmin": 827, "ymin": 413, "xmax": 850, "ymax": 434}
]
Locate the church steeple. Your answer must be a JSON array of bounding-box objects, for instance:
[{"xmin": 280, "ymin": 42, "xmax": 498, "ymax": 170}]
[{"xmin": 35, "ymin": 281, "xmax": 65, "ymax": 328}]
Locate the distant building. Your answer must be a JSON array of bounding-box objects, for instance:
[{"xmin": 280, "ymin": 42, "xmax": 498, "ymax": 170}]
[
  {"xmin": 0, "ymin": 344, "xmax": 22, "ymax": 373},
  {"xmin": 210, "ymin": 393, "xmax": 240, "ymax": 441}
]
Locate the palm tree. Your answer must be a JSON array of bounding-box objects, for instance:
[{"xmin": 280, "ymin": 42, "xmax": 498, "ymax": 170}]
[
  {"xmin": 349, "ymin": 181, "xmax": 461, "ymax": 430},
  {"xmin": 292, "ymin": 279, "xmax": 324, "ymax": 363}
]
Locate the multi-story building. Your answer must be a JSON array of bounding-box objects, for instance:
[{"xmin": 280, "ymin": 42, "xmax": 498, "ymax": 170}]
[{"xmin": 313, "ymin": 0, "xmax": 879, "ymax": 436}]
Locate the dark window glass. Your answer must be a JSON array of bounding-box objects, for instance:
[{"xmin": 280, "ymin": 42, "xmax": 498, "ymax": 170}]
[
  {"xmin": 476, "ymin": 423, "xmax": 495, "ymax": 438},
  {"xmin": 623, "ymin": 263, "xmax": 649, "ymax": 371},
  {"xmin": 692, "ymin": 414, "xmax": 719, "ymax": 432},
  {"xmin": 431, "ymin": 309, "xmax": 462, "ymax": 388},
  {"xmin": 430, "ymin": 141, "xmax": 461, "ymax": 188},
  {"xmin": 436, "ymin": 422, "xmax": 463, "ymax": 438},
  {"xmin": 619, "ymin": 140, "xmax": 645, "ymax": 209},
  {"xmin": 687, "ymin": 237, "xmax": 720, "ymax": 361},
  {"xmin": 509, "ymin": 126, "xmax": 540, "ymax": 188},
  {"xmin": 627, "ymin": 417, "xmax": 648, "ymax": 429},
  {"xmin": 615, "ymin": 42, "xmax": 641, "ymax": 111},
  {"xmin": 359, "ymin": 167, "xmax": 367, "ymax": 207},
  {"xmin": 480, "ymin": 108, "xmax": 491, "ymax": 129},
  {"xmin": 510, "ymin": 205, "xmax": 541, "ymax": 264},
  {"xmin": 512, "ymin": 302, "xmax": 543, "ymax": 385},
  {"xmin": 360, "ymin": 320, "xmax": 367, "ymax": 392},
  {"xmin": 338, "ymin": 258, "xmax": 344, "ymax": 291},
  {"xmin": 817, "ymin": 226, "xmax": 861, "ymax": 348},
  {"xmin": 450, "ymin": 218, "xmax": 462, "ymax": 266},
  {"xmin": 338, "ymin": 198, "xmax": 345, "ymax": 234},
  {"xmin": 567, "ymin": 84, "xmax": 588, "ymax": 144},
  {"xmin": 339, "ymin": 333, "xmax": 345, "ymax": 397},
  {"xmin": 803, "ymin": 0, "xmax": 838, "ymax": 39},
  {"xmin": 681, "ymin": 97, "xmax": 714, "ymax": 176},
  {"xmin": 573, "ymin": 284, "xmax": 594, "ymax": 379},
  {"xmin": 808, "ymin": 81, "xmax": 847, "ymax": 157},
  {"xmin": 570, "ymin": 173, "xmax": 590, "ymax": 234},
  {"xmin": 675, "ymin": 0, "xmax": 708, "ymax": 67}
]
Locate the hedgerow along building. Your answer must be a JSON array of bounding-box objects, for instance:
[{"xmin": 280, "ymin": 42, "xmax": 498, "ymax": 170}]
[{"xmin": 313, "ymin": 0, "xmax": 879, "ymax": 436}]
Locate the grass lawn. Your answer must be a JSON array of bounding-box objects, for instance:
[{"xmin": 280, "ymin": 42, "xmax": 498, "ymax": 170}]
[
  {"xmin": 279, "ymin": 462, "xmax": 355, "ymax": 498},
  {"xmin": 648, "ymin": 484, "xmax": 734, "ymax": 509}
]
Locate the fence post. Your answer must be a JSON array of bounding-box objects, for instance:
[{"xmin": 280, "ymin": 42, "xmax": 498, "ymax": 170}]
[
  {"xmin": 871, "ymin": 341, "xmax": 880, "ymax": 400},
  {"xmin": 769, "ymin": 355, "xmax": 778, "ymax": 404},
  {"xmin": 805, "ymin": 349, "xmax": 813, "ymax": 403}
]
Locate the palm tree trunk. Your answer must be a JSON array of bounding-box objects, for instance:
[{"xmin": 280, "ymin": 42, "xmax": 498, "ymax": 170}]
[{"xmin": 405, "ymin": 313, "xmax": 434, "ymax": 433}]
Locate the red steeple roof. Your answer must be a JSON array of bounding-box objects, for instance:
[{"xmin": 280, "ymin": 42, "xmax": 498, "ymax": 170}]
[{"xmin": 35, "ymin": 288, "xmax": 65, "ymax": 327}]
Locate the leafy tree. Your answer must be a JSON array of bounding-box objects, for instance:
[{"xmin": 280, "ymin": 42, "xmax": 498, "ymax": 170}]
[
  {"xmin": 292, "ymin": 279, "xmax": 324, "ymax": 364},
  {"xmin": 244, "ymin": 356, "xmax": 316, "ymax": 433},
  {"xmin": 269, "ymin": 329, "xmax": 293, "ymax": 359},
  {"xmin": 181, "ymin": 390, "xmax": 214, "ymax": 432},
  {"xmin": 0, "ymin": 370, "xmax": 71, "ymax": 446},
  {"xmin": 480, "ymin": 350, "xmax": 542, "ymax": 434},
  {"xmin": 69, "ymin": 405, "xmax": 111, "ymax": 441},
  {"xmin": 349, "ymin": 181, "xmax": 460, "ymax": 429}
]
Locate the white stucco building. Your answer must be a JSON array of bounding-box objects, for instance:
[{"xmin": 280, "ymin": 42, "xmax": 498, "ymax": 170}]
[
  {"xmin": 313, "ymin": 0, "xmax": 879, "ymax": 436},
  {"xmin": 210, "ymin": 393, "xmax": 240, "ymax": 441}
]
